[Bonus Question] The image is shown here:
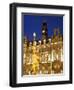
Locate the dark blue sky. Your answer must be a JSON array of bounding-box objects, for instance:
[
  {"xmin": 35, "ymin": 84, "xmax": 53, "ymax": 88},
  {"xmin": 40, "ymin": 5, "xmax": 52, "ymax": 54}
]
[{"xmin": 23, "ymin": 14, "xmax": 63, "ymax": 41}]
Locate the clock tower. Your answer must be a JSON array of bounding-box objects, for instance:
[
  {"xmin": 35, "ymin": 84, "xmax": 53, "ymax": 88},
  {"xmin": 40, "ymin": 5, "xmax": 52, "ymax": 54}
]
[{"xmin": 42, "ymin": 22, "xmax": 48, "ymax": 40}]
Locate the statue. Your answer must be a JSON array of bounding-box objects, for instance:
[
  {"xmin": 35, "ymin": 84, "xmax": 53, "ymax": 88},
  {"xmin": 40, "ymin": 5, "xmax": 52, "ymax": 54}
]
[{"xmin": 32, "ymin": 41, "xmax": 40, "ymax": 74}]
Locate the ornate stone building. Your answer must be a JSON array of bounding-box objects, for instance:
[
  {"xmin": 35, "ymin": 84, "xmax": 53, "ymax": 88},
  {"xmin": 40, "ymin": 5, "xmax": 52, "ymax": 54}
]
[{"xmin": 23, "ymin": 22, "xmax": 63, "ymax": 75}]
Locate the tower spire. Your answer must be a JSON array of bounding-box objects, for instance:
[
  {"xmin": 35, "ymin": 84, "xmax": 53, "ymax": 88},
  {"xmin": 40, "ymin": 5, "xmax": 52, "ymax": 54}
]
[{"xmin": 33, "ymin": 32, "xmax": 36, "ymax": 41}]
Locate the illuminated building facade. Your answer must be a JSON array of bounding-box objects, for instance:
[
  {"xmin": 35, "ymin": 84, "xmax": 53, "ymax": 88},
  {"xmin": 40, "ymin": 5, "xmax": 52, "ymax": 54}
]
[{"xmin": 23, "ymin": 22, "xmax": 63, "ymax": 75}]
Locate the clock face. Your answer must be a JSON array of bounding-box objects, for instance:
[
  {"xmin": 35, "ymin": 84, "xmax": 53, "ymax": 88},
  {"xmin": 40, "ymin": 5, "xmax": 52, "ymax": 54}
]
[{"xmin": 42, "ymin": 30, "xmax": 45, "ymax": 33}]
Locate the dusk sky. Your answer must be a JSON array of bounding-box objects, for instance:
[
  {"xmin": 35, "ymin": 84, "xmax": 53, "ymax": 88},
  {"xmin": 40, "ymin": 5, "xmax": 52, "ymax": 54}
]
[{"xmin": 23, "ymin": 14, "xmax": 63, "ymax": 41}]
